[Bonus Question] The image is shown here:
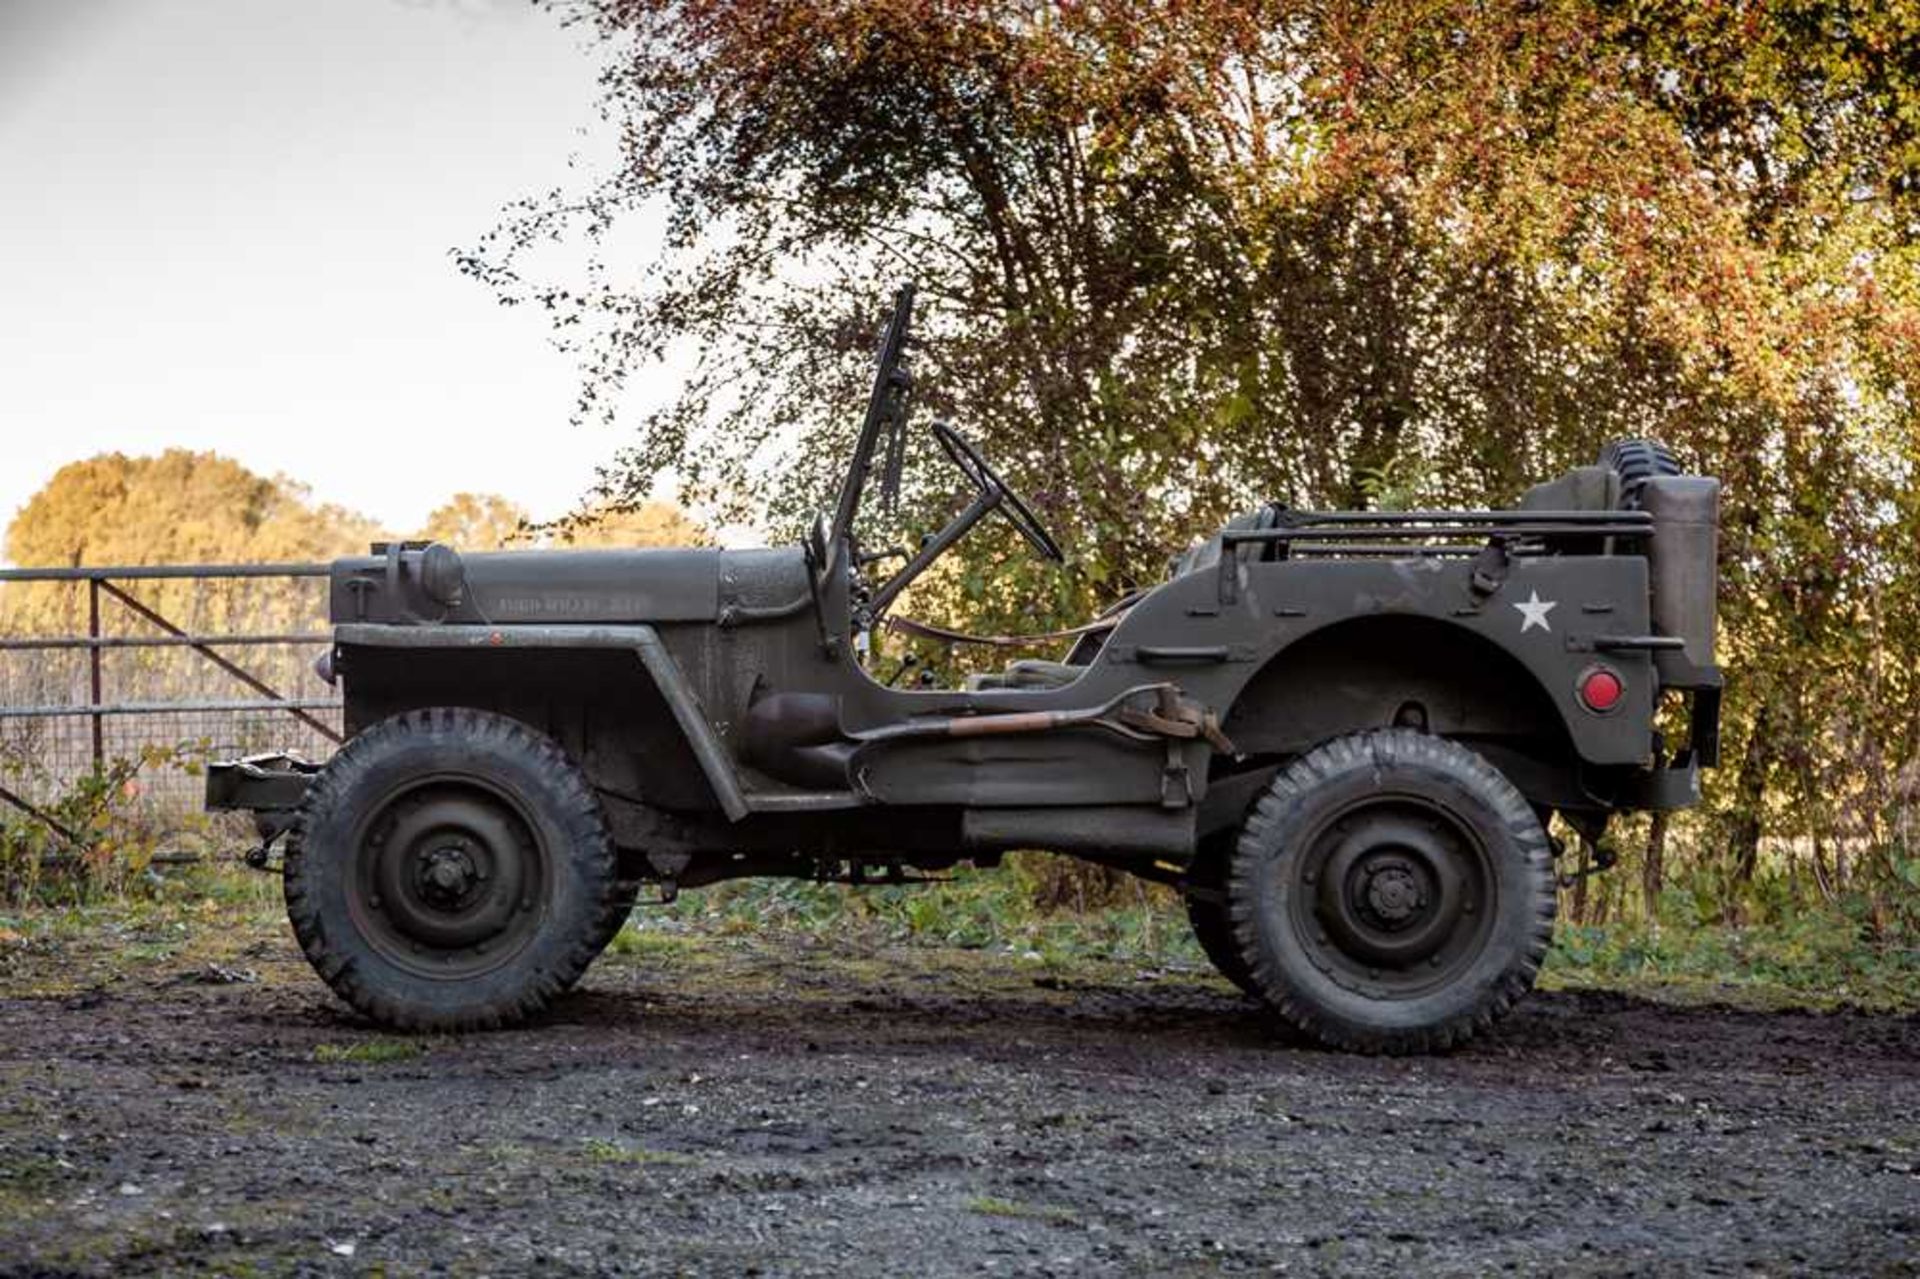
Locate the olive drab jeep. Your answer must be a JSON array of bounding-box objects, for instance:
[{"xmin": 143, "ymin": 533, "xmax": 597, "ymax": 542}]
[{"xmin": 210, "ymin": 286, "xmax": 1723, "ymax": 1053}]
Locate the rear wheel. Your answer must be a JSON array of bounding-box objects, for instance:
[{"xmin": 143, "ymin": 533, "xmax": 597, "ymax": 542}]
[
  {"xmin": 1184, "ymin": 836, "xmax": 1258, "ymax": 997},
  {"xmin": 284, "ymin": 707, "xmax": 624, "ymax": 1031},
  {"xmin": 1228, "ymin": 730, "xmax": 1555, "ymax": 1053}
]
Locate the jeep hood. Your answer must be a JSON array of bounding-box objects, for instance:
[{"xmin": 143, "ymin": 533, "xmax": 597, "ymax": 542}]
[{"xmin": 329, "ymin": 547, "xmax": 727, "ymax": 625}]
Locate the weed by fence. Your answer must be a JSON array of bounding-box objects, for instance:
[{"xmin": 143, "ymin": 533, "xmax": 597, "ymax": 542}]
[{"xmin": 0, "ymin": 563, "xmax": 340, "ymax": 894}]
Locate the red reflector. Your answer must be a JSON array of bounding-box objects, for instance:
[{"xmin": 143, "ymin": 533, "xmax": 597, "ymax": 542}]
[{"xmin": 1580, "ymin": 668, "xmax": 1624, "ymax": 712}]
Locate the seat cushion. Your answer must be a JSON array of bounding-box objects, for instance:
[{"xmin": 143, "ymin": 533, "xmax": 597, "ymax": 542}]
[{"xmin": 1169, "ymin": 502, "xmax": 1291, "ymax": 579}]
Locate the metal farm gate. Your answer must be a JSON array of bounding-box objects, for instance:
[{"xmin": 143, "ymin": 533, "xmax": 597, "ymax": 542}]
[{"xmin": 0, "ymin": 563, "xmax": 341, "ymax": 849}]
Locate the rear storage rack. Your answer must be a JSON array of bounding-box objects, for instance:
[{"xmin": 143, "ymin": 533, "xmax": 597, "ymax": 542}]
[{"xmin": 1214, "ymin": 509, "xmax": 1655, "ymax": 603}]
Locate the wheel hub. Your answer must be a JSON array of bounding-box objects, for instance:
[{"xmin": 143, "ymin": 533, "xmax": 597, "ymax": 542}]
[
  {"xmin": 1305, "ymin": 803, "xmax": 1486, "ymax": 983},
  {"xmin": 353, "ymin": 782, "xmax": 542, "ymax": 977},
  {"xmin": 418, "ymin": 844, "xmax": 480, "ymax": 907},
  {"xmin": 1360, "ymin": 859, "xmax": 1424, "ymax": 928}
]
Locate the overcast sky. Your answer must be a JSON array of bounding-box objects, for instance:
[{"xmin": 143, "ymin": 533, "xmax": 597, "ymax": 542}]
[{"xmin": 0, "ymin": 0, "xmax": 659, "ymax": 545}]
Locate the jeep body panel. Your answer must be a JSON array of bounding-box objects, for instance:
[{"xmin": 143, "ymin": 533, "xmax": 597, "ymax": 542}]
[
  {"xmin": 319, "ymin": 525, "xmax": 1689, "ymax": 846},
  {"xmin": 211, "ymin": 277, "xmax": 1727, "ymax": 861},
  {"xmin": 327, "ymin": 547, "xmax": 818, "ymax": 628}
]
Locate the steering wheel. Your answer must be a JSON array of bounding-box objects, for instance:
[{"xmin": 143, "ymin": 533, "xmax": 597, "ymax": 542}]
[{"xmin": 931, "ymin": 420, "xmax": 1065, "ymax": 563}]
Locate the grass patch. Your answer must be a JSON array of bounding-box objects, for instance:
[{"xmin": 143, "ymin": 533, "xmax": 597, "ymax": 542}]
[
  {"xmin": 604, "ymin": 925, "xmax": 696, "ymax": 961},
  {"xmin": 1, "ymin": 864, "xmax": 1912, "ymax": 1017},
  {"xmin": 1544, "ymin": 910, "xmax": 1919, "ymax": 1012},
  {"xmin": 965, "ymin": 1195, "xmax": 1078, "ymax": 1223},
  {"xmin": 0, "ymin": 886, "xmax": 285, "ymax": 995},
  {"xmin": 580, "ymin": 1138, "xmax": 698, "ymax": 1166},
  {"xmin": 679, "ymin": 865, "xmax": 1917, "ymax": 1014},
  {"xmin": 312, "ymin": 1039, "xmax": 425, "ymax": 1065},
  {"xmin": 0, "ymin": 1153, "xmax": 69, "ymax": 1194},
  {"xmin": 683, "ymin": 860, "xmax": 1190, "ymax": 969}
]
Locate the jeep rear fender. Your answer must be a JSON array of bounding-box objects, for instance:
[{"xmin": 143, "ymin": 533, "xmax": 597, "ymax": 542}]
[{"xmin": 1222, "ymin": 613, "xmax": 1581, "ymax": 770}]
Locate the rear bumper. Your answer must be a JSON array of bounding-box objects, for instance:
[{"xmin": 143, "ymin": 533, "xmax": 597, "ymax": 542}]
[
  {"xmin": 207, "ymin": 752, "xmax": 320, "ymax": 868},
  {"xmin": 1615, "ymin": 761, "xmax": 1702, "ymax": 811},
  {"xmin": 1615, "ymin": 673, "xmax": 1722, "ymax": 811}
]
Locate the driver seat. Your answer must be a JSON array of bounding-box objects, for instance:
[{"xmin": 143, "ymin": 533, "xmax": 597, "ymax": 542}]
[{"xmin": 964, "ymin": 658, "xmax": 1084, "ymax": 692}]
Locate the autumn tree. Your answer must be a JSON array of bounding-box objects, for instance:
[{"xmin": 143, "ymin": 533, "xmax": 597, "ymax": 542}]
[
  {"xmin": 2, "ymin": 450, "xmax": 380, "ymax": 635},
  {"xmin": 558, "ymin": 500, "xmax": 712, "ymax": 548},
  {"xmin": 410, "ymin": 493, "xmax": 711, "ymax": 549},
  {"xmin": 473, "ymin": 0, "xmax": 1919, "ymax": 923},
  {"xmin": 0, "ymin": 458, "xmax": 715, "ymax": 801},
  {"xmin": 0, "ymin": 452, "xmax": 384, "ymax": 748},
  {"xmin": 417, "ymin": 492, "xmax": 533, "ymax": 551},
  {"xmin": 7, "ymin": 450, "xmax": 377, "ymax": 571}
]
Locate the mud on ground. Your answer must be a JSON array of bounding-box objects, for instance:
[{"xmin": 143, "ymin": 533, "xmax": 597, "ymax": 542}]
[{"xmin": 0, "ymin": 912, "xmax": 1914, "ymax": 1276}]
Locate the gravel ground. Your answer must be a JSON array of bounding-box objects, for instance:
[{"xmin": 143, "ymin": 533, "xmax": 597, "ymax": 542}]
[{"xmin": 0, "ymin": 918, "xmax": 1914, "ymax": 1276}]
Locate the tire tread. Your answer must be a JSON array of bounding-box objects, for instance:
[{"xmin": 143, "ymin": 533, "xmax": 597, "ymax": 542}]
[
  {"xmin": 1597, "ymin": 438, "xmax": 1682, "ymax": 509},
  {"xmin": 284, "ymin": 707, "xmax": 624, "ymax": 1032},
  {"xmin": 1226, "ymin": 730, "xmax": 1556, "ymax": 1054}
]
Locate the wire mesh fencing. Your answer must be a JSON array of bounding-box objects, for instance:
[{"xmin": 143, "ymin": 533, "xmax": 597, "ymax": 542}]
[{"xmin": 0, "ymin": 564, "xmax": 343, "ymax": 854}]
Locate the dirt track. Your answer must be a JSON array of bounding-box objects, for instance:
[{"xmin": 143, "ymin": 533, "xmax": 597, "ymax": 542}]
[{"xmin": 0, "ymin": 923, "xmax": 1914, "ymax": 1276}]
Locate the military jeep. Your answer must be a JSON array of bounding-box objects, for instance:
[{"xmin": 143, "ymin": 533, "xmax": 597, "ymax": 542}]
[{"xmin": 211, "ymin": 286, "xmax": 1722, "ymax": 1053}]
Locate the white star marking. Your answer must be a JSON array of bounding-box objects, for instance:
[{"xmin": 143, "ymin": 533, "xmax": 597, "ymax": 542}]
[{"xmin": 1513, "ymin": 589, "xmax": 1558, "ymax": 634}]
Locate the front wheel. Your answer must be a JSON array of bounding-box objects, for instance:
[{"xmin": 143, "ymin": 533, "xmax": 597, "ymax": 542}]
[
  {"xmin": 1228, "ymin": 730, "xmax": 1555, "ymax": 1053},
  {"xmin": 284, "ymin": 708, "xmax": 625, "ymax": 1031}
]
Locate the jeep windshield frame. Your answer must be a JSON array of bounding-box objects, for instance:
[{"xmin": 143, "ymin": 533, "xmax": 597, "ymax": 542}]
[
  {"xmin": 819, "ymin": 284, "xmax": 1004, "ymax": 636},
  {"xmin": 825, "ymin": 283, "xmax": 916, "ymax": 575}
]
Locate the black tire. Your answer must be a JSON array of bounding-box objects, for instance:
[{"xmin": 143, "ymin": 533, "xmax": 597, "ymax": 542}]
[
  {"xmin": 1228, "ymin": 730, "xmax": 1555, "ymax": 1054},
  {"xmin": 1184, "ymin": 836, "xmax": 1259, "ymax": 997},
  {"xmin": 284, "ymin": 707, "xmax": 624, "ymax": 1031},
  {"xmin": 1597, "ymin": 438, "xmax": 1681, "ymax": 509}
]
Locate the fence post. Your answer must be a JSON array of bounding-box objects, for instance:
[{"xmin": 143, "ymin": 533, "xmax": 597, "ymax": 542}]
[{"xmin": 88, "ymin": 577, "xmax": 103, "ymax": 770}]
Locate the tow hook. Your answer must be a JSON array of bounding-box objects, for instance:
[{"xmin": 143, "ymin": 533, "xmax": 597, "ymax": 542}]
[
  {"xmin": 242, "ymin": 834, "xmax": 280, "ymax": 872},
  {"xmin": 242, "ymin": 814, "xmax": 298, "ymax": 872}
]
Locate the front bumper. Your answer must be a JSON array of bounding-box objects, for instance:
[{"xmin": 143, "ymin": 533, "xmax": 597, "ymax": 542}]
[
  {"xmin": 206, "ymin": 752, "xmax": 321, "ymax": 867},
  {"xmin": 205, "ymin": 751, "xmax": 320, "ymax": 813}
]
